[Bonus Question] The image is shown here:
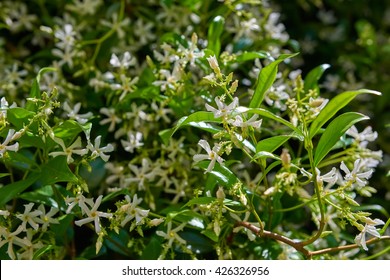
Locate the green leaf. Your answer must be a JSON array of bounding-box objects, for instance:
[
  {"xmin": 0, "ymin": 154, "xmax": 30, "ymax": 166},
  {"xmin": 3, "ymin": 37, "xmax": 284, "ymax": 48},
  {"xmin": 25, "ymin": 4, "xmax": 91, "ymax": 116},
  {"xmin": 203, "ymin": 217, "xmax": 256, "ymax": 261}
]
[
  {"xmin": 314, "ymin": 112, "xmax": 369, "ymax": 166},
  {"xmin": 36, "ymin": 156, "xmax": 78, "ymax": 186},
  {"xmin": 53, "ymin": 120, "xmax": 84, "ymax": 140},
  {"xmin": 197, "ymin": 162, "xmax": 239, "ymax": 188},
  {"xmin": 352, "ymin": 205, "xmax": 389, "ymax": 218},
  {"xmin": 7, "ymin": 108, "xmax": 35, "ymax": 129},
  {"xmin": 249, "ymin": 53, "xmax": 298, "ymax": 109},
  {"xmin": 256, "ymin": 135, "xmax": 292, "ymax": 153},
  {"xmin": 141, "ymin": 237, "xmax": 162, "ymax": 260},
  {"xmin": 26, "ymin": 67, "xmax": 56, "ymax": 111},
  {"xmin": 304, "ymin": 64, "xmax": 330, "ymax": 93},
  {"xmin": 207, "ymin": 16, "xmax": 225, "ymax": 56},
  {"xmin": 0, "ymin": 173, "xmax": 39, "ymax": 207},
  {"xmin": 309, "ymin": 89, "xmax": 381, "ymax": 138},
  {"xmin": 33, "ymin": 245, "xmax": 56, "ymax": 260},
  {"xmin": 0, "ymin": 173, "xmax": 10, "ymax": 179},
  {"xmin": 19, "ymin": 185, "xmax": 61, "ymax": 208},
  {"xmin": 235, "ymin": 107, "xmax": 304, "ymax": 140},
  {"xmin": 183, "ymin": 197, "xmax": 216, "ymax": 208},
  {"xmin": 159, "ymin": 111, "xmax": 220, "ymax": 145},
  {"xmin": 234, "ymin": 51, "xmax": 272, "ymax": 63}
]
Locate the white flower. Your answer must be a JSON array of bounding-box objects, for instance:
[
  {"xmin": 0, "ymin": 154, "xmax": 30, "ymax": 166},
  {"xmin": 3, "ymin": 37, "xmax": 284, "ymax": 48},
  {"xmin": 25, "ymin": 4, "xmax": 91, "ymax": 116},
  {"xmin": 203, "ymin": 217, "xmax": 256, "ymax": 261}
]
[
  {"xmin": 87, "ymin": 136, "xmax": 114, "ymax": 162},
  {"xmin": 156, "ymin": 221, "xmax": 186, "ymax": 247},
  {"xmin": 229, "ymin": 114, "xmax": 262, "ymax": 128},
  {"xmin": 110, "ymin": 52, "xmax": 136, "ymax": 69},
  {"xmin": 119, "ymin": 194, "xmax": 149, "ymax": 226},
  {"xmin": 49, "ymin": 137, "xmax": 88, "ymax": 164},
  {"xmin": 264, "ymin": 84, "xmax": 289, "ymax": 111},
  {"xmin": 0, "ymin": 129, "xmax": 19, "ymax": 158},
  {"xmin": 54, "ymin": 24, "xmax": 77, "ymax": 50},
  {"xmin": 206, "ymin": 55, "xmax": 220, "ymax": 74},
  {"xmin": 15, "ymin": 203, "xmax": 42, "ymax": 231},
  {"xmin": 346, "ymin": 125, "xmax": 378, "ymax": 147},
  {"xmin": 152, "ymin": 62, "xmax": 182, "ymax": 91},
  {"xmin": 316, "ymin": 167, "xmax": 338, "ymax": 189},
  {"xmin": 63, "ymin": 102, "xmax": 93, "ymax": 124},
  {"xmin": 74, "ymin": 195, "xmax": 113, "ymax": 234},
  {"xmin": 205, "ymin": 96, "xmax": 239, "ymax": 119},
  {"xmin": 65, "ymin": 193, "xmax": 94, "ymax": 214},
  {"xmin": 121, "ymin": 131, "xmax": 143, "ymax": 153},
  {"xmin": 193, "ymin": 139, "xmax": 224, "ymax": 173},
  {"xmin": 35, "ymin": 205, "xmax": 59, "ymax": 232},
  {"xmin": 0, "ymin": 226, "xmax": 30, "ymax": 260},
  {"xmin": 99, "ymin": 107, "xmax": 122, "ymax": 132},
  {"xmin": 126, "ymin": 158, "xmax": 157, "ymax": 190},
  {"xmin": 340, "ymin": 159, "xmax": 373, "ymax": 187},
  {"xmin": 355, "ymin": 218, "xmax": 385, "ymax": 250}
]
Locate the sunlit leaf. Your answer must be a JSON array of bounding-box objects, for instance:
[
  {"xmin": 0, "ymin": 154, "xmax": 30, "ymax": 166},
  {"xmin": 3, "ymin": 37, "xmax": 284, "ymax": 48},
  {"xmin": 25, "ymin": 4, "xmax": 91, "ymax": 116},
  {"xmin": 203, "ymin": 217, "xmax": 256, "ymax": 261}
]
[
  {"xmin": 207, "ymin": 16, "xmax": 225, "ymax": 56},
  {"xmin": 304, "ymin": 63, "xmax": 330, "ymax": 93},
  {"xmin": 314, "ymin": 112, "xmax": 369, "ymax": 166},
  {"xmin": 249, "ymin": 53, "xmax": 298, "ymax": 109},
  {"xmin": 309, "ymin": 89, "xmax": 380, "ymax": 138}
]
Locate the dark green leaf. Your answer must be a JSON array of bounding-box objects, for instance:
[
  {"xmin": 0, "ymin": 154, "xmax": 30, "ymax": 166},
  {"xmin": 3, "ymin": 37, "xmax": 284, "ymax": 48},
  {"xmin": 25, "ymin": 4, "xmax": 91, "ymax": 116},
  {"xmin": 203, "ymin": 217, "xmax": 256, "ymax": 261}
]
[
  {"xmin": 0, "ymin": 173, "xmax": 39, "ymax": 207},
  {"xmin": 159, "ymin": 111, "xmax": 220, "ymax": 145},
  {"xmin": 19, "ymin": 185, "xmax": 60, "ymax": 208},
  {"xmin": 304, "ymin": 64, "xmax": 330, "ymax": 93},
  {"xmin": 197, "ymin": 162, "xmax": 239, "ymax": 188},
  {"xmin": 314, "ymin": 112, "xmax": 369, "ymax": 166},
  {"xmin": 36, "ymin": 156, "xmax": 78, "ymax": 185},
  {"xmin": 141, "ymin": 237, "xmax": 162, "ymax": 259},
  {"xmin": 249, "ymin": 53, "xmax": 298, "ymax": 109},
  {"xmin": 309, "ymin": 89, "xmax": 381, "ymax": 139},
  {"xmin": 256, "ymin": 135, "xmax": 292, "ymax": 153}
]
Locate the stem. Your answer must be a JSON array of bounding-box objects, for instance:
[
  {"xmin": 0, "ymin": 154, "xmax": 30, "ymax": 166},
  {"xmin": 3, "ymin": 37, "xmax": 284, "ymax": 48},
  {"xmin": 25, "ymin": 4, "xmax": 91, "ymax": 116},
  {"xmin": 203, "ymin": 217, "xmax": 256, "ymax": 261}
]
[
  {"xmin": 238, "ymin": 221, "xmax": 310, "ymax": 258},
  {"xmin": 298, "ymin": 142, "xmax": 325, "ymax": 247},
  {"xmin": 238, "ymin": 221, "xmax": 390, "ymax": 259},
  {"xmin": 310, "ymin": 236, "xmax": 390, "ymax": 257}
]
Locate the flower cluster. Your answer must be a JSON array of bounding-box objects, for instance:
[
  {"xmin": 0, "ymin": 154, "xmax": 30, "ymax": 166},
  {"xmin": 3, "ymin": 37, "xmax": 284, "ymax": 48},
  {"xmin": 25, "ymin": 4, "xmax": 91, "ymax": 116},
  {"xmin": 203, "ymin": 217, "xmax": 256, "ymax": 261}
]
[{"xmin": 0, "ymin": 0, "xmax": 388, "ymax": 260}]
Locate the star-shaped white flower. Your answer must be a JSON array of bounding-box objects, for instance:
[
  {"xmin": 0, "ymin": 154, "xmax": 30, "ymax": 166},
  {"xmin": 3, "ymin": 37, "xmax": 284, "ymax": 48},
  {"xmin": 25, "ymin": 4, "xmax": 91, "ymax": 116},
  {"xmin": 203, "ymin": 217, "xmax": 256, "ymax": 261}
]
[
  {"xmin": 74, "ymin": 195, "xmax": 113, "ymax": 234},
  {"xmin": 156, "ymin": 221, "xmax": 186, "ymax": 247},
  {"xmin": 193, "ymin": 139, "xmax": 224, "ymax": 173},
  {"xmin": 205, "ymin": 96, "xmax": 239, "ymax": 120},
  {"xmin": 355, "ymin": 218, "xmax": 384, "ymax": 250}
]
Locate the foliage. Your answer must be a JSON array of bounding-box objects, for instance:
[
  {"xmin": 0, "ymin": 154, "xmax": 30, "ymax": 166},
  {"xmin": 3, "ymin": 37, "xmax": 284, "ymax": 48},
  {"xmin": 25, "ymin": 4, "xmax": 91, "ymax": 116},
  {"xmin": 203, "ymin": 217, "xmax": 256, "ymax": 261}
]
[{"xmin": 0, "ymin": 0, "xmax": 388, "ymax": 260}]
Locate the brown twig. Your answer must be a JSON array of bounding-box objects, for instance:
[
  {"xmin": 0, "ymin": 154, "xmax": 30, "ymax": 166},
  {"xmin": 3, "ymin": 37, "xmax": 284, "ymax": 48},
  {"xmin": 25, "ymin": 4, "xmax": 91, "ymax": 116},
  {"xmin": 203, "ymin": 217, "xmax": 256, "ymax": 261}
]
[{"xmin": 237, "ymin": 221, "xmax": 390, "ymax": 259}]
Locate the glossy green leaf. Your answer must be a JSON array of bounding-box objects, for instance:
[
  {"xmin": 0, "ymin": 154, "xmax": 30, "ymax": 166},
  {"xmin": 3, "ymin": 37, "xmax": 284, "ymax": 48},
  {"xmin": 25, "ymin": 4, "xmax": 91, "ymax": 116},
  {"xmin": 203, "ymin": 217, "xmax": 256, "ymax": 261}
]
[
  {"xmin": 53, "ymin": 120, "xmax": 84, "ymax": 140},
  {"xmin": 314, "ymin": 112, "xmax": 369, "ymax": 166},
  {"xmin": 141, "ymin": 237, "xmax": 162, "ymax": 260},
  {"xmin": 235, "ymin": 51, "xmax": 272, "ymax": 63},
  {"xmin": 352, "ymin": 205, "xmax": 389, "ymax": 218},
  {"xmin": 7, "ymin": 107, "xmax": 35, "ymax": 129},
  {"xmin": 256, "ymin": 135, "xmax": 292, "ymax": 153},
  {"xmin": 309, "ymin": 89, "xmax": 381, "ymax": 138},
  {"xmin": 19, "ymin": 185, "xmax": 60, "ymax": 208},
  {"xmin": 159, "ymin": 111, "xmax": 220, "ymax": 145},
  {"xmin": 249, "ymin": 53, "xmax": 298, "ymax": 109},
  {"xmin": 197, "ymin": 161, "xmax": 239, "ymax": 188},
  {"xmin": 304, "ymin": 64, "xmax": 330, "ymax": 93},
  {"xmin": 36, "ymin": 156, "xmax": 78, "ymax": 186},
  {"xmin": 236, "ymin": 107, "xmax": 304, "ymax": 140},
  {"xmin": 33, "ymin": 245, "xmax": 56, "ymax": 260},
  {"xmin": 0, "ymin": 173, "xmax": 39, "ymax": 207},
  {"xmin": 207, "ymin": 16, "xmax": 225, "ymax": 56}
]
